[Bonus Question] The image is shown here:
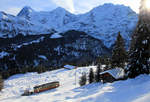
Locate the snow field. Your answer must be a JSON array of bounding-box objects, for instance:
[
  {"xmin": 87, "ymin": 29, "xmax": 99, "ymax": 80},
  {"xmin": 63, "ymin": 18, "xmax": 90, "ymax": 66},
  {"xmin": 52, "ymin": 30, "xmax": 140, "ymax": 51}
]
[
  {"xmin": 0, "ymin": 66, "xmax": 96, "ymax": 101},
  {"xmin": 0, "ymin": 66, "xmax": 150, "ymax": 102}
]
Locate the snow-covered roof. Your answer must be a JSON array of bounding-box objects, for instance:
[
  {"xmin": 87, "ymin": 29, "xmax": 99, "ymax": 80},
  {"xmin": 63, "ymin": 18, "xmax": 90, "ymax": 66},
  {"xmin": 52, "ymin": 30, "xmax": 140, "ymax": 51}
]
[
  {"xmin": 0, "ymin": 51, "xmax": 9, "ymax": 58},
  {"xmin": 50, "ymin": 33, "xmax": 63, "ymax": 39},
  {"xmin": 100, "ymin": 68, "xmax": 125, "ymax": 79},
  {"xmin": 64, "ymin": 65, "xmax": 76, "ymax": 70},
  {"xmin": 38, "ymin": 55, "xmax": 47, "ymax": 60}
]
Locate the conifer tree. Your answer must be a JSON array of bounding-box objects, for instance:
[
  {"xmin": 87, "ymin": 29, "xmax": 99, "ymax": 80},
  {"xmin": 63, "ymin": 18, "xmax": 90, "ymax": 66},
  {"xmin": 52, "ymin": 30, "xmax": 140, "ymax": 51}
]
[
  {"xmin": 127, "ymin": 0, "xmax": 150, "ymax": 78},
  {"xmin": 127, "ymin": 23, "xmax": 150, "ymax": 78},
  {"xmin": 89, "ymin": 68, "xmax": 94, "ymax": 83},
  {"xmin": 95, "ymin": 64, "xmax": 102, "ymax": 82},
  {"xmin": 79, "ymin": 72, "xmax": 87, "ymax": 86},
  {"xmin": 111, "ymin": 32, "xmax": 127, "ymax": 68}
]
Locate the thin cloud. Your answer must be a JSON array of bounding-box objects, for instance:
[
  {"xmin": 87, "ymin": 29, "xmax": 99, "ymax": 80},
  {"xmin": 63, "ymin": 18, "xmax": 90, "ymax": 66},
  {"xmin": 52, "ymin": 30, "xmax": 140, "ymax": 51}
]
[
  {"xmin": 0, "ymin": 0, "xmax": 56, "ymax": 15},
  {"xmin": 0, "ymin": 0, "xmax": 140, "ymax": 15},
  {"xmin": 73, "ymin": 0, "xmax": 140, "ymax": 14},
  {"xmin": 52, "ymin": 0, "xmax": 75, "ymax": 13},
  {"xmin": 5, "ymin": 7, "xmax": 21, "ymax": 15}
]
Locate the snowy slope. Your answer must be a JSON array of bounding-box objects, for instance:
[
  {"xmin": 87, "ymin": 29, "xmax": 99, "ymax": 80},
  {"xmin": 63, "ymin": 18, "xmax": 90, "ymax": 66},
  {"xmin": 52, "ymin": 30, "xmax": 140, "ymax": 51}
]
[
  {"xmin": 0, "ymin": 3, "xmax": 138, "ymax": 47},
  {"xmin": 0, "ymin": 66, "xmax": 150, "ymax": 102}
]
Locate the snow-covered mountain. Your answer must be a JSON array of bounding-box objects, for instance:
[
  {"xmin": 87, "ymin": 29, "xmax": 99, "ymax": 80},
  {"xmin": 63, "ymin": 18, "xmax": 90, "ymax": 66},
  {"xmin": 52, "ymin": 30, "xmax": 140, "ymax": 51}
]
[
  {"xmin": 60, "ymin": 4, "xmax": 138, "ymax": 47},
  {"xmin": 17, "ymin": 7, "xmax": 77, "ymax": 31},
  {"xmin": 0, "ymin": 3, "xmax": 138, "ymax": 47},
  {"xmin": 0, "ymin": 11, "xmax": 51, "ymax": 38}
]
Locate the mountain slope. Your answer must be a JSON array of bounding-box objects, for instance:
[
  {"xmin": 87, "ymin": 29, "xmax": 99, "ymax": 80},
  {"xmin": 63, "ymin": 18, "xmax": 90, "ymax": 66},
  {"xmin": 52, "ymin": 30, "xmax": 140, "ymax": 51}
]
[
  {"xmin": 0, "ymin": 3, "xmax": 138, "ymax": 47},
  {"xmin": 0, "ymin": 30, "xmax": 110, "ymax": 75}
]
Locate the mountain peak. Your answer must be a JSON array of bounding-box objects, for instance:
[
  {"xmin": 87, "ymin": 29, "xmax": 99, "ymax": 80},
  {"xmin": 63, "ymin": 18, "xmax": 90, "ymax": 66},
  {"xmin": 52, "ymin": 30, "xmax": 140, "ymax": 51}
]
[
  {"xmin": 93, "ymin": 3, "xmax": 134, "ymax": 13},
  {"xmin": 52, "ymin": 7, "xmax": 71, "ymax": 14},
  {"xmin": 17, "ymin": 6, "xmax": 34, "ymax": 17},
  {"xmin": 54, "ymin": 7, "xmax": 66, "ymax": 11}
]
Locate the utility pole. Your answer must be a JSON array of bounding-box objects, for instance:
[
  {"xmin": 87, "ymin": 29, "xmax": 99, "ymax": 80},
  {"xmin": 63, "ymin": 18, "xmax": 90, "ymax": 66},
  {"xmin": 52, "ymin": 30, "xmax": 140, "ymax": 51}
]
[
  {"xmin": 75, "ymin": 66, "xmax": 77, "ymax": 87},
  {"xmin": 75, "ymin": 69, "xmax": 76, "ymax": 87}
]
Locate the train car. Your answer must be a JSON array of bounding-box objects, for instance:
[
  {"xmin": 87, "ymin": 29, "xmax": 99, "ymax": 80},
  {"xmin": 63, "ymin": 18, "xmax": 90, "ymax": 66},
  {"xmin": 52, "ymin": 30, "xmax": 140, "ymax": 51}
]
[
  {"xmin": 21, "ymin": 90, "xmax": 33, "ymax": 96},
  {"xmin": 34, "ymin": 81, "xmax": 59, "ymax": 93}
]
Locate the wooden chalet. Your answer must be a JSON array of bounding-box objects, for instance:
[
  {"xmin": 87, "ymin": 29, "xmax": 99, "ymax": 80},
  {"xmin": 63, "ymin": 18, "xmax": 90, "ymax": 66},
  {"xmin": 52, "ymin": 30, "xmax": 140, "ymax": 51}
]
[{"xmin": 100, "ymin": 68, "xmax": 125, "ymax": 83}]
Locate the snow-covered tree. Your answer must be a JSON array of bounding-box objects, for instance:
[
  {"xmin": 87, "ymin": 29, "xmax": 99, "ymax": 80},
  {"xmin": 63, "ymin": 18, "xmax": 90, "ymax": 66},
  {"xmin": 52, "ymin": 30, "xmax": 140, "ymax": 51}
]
[
  {"xmin": 126, "ymin": 0, "xmax": 150, "ymax": 78},
  {"xmin": 88, "ymin": 68, "xmax": 94, "ymax": 83},
  {"xmin": 111, "ymin": 32, "xmax": 127, "ymax": 68},
  {"xmin": 79, "ymin": 72, "xmax": 87, "ymax": 86},
  {"xmin": 127, "ymin": 23, "xmax": 150, "ymax": 78},
  {"xmin": 95, "ymin": 64, "xmax": 102, "ymax": 82}
]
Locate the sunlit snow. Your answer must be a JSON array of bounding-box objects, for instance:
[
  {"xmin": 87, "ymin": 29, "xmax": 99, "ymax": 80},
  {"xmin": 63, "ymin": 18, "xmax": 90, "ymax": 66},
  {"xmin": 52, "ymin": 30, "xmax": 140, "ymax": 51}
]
[{"xmin": 0, "ymin": 66, "xmax": 150, "ymax": 102}]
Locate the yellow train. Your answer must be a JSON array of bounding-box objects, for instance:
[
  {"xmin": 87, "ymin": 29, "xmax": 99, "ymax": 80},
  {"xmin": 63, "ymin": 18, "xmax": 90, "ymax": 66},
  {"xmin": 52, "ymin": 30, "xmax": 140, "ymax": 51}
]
[
  {"xmin": 34, "ymin": 81, "xmax": 59, "ymax": 93},
  {"xmin": 22, "ymin": 81, "xmax": 59, "ymax": 96}
]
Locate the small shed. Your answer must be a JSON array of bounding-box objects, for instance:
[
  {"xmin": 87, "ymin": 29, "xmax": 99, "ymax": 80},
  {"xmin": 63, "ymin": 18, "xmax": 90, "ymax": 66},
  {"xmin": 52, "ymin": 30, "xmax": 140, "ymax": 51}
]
[
  {"xmin": 100, "ymin": 68, "xmax": 125, "ymax": 83},
  {"xmin": 64, "ymin": 65, "xmax": 77, "ymax": 70}
]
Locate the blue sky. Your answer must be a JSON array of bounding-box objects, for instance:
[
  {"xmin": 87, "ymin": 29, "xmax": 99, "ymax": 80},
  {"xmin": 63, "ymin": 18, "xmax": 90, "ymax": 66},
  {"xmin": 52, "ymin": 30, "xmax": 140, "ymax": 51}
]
[{"xmin": 0, "ymin": 0, "xmax": 140, "ymax": 15}]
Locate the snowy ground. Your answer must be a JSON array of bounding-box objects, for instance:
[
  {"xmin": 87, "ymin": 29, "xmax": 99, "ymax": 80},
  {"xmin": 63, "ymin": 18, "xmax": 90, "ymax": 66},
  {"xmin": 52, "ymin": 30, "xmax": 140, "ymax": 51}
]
[{"xmin": 0, "ymin": 66, "xmax": 150, "ymax": 102}]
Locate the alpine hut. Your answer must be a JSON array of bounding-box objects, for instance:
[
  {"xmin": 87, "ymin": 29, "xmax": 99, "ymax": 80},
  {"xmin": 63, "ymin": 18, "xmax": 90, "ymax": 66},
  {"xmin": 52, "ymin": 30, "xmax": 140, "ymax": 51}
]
[{"xmin": 100, "ymin": 68, "xmax": 125, "ymax": 83}]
